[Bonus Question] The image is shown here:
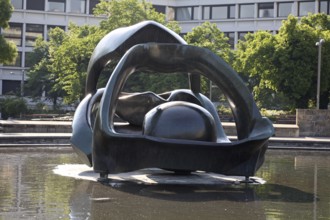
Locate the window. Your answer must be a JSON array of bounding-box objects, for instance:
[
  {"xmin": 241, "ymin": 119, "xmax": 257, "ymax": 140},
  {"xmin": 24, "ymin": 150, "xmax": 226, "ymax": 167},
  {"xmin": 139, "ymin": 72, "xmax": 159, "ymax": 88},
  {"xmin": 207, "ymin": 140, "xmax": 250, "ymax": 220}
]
[
  {"xmin": 298, "ymin": 1, "xmax": 315, "ymax": 16},
  {"xmin": 278, "ymin": 2, "xmax": 294, "ymax": 17},
  {"xmin": 167, "ymin": 7, "xmax": 175, "ymax": 21},
  {"xmin": 11, "ymin": 0, "xmax": 23, "ymax": 9},
  {"xmin": 4, "ymin": 52, "xmax": 21, "ymax": 67},
  {"xmin": 203, "ymin": 5, "xmax": 235, "ymax": 20},
  {"xmin": 69, "ymin": 0, "xmax": 86, "ymax": 13},
  {"xmin": 258, "ymin": 3, "xmax": 274, "ymax": 18},
  {"xmin": 192, "ymin": 7, "xmax": 199, "ymax": 20},
  {"xmin": 175, "ymin": 6, "xmax": 199, "ymax": 21},
  {"xmin": 229, "ymin": 5, "xmax": 235, "ymax": 18},
  {"xmin": 212, "ymin": 6, "xmax": 228, "ymax": 19},
  {"xmin": 25, "ymin": 24, "xmax": 44, "ymax": 47},
  {"xmin": 2, "ymin": 80, "xmax": 21, "ymax": 95},
  {"xmin": 203, "ymin": 6, "xmax": 210, "ymax": 19},
  {"xmin": 224, "ymin": 32, "xmax": 235, "ymax": 49},
  {"xmin": 2, "ymin": 23, "xmax": 22, "ymax": 46},
  {"xmin": 48, "ymin": 0, "xmax": 65, "ymax": 12},
  {"xmin": 320, "ymin": 1, "xmax": 330, "ymax": 14},
  {"xmin": 239, "ymin": 4, "xmax": 254, "ymax": 18},
  {"xmin": 153, "ymin": 5, "xmax": 166, "ymax": 14},
  {"xmin": 26, "ymin": 0, "xmax": 45, "ymax": 10},
  {"xmin": 89, "ymin": 0, "xmax": 99, "ymax": 14}
]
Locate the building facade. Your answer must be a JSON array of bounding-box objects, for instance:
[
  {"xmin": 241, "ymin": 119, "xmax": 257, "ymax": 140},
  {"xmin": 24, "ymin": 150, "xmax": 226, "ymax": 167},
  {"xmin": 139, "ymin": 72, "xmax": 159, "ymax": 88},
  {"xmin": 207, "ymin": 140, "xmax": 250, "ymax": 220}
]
[{"xmin": 0, "ymin": 0, "xmax": 327, "ymax": 97}]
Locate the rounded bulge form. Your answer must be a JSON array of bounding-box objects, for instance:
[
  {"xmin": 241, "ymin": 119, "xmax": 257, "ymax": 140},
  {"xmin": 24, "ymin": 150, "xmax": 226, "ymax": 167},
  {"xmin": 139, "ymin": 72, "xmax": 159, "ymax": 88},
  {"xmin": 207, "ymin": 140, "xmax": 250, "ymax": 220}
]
[{"xmin": 143, "ymin": 101, "xmax": 217, "ymax": 142}]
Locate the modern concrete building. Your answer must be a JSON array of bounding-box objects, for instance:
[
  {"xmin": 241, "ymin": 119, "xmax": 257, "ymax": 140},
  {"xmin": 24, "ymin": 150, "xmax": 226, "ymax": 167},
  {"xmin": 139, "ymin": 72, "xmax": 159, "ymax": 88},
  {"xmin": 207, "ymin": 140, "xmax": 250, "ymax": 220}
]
[
  {"xmin": 0, "ymin": 0, "xmax": 101, "ymax": 97},
  {"xmin": 0, "ymin": 0, "xmax": 326, "ymax": 97}
]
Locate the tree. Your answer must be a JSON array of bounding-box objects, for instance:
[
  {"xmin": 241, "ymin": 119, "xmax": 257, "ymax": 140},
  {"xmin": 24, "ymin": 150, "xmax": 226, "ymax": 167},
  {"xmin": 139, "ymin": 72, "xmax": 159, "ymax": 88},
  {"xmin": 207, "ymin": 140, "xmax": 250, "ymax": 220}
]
[
  {"xmin": 234, "ymin": 14, "xmax": 330, "ymax": 110},
  {"xmin": 184, "ymin": 22, "xmax": 233, "ymax": 97},
  {"xmin": 184, "ymin": 21, "xmax": 232, "ymax": 63},
  {"xmin": 299, "ymin": 14, "xmax": 330, "ymax": 109},
  {"xmin": 123, "ymin": 71, "xmax": 189, "ymax": 94},
  {"xmin": 25, "ymin": 27, "xmax": 67, "ymax": 107},
  {"xmin": 272, "ymin": 15, "xmax": 319, "ymax": 109},
  {"xmin": 56, "ymin": 0, "xmax": 182, "ymax": 103},
  {"xmin": 49, "ymin": 24, "xmax": 104, "ymax": 104},
  {"xmin": 27, "ymin": 0, "xmax": 182, "ymax": 105},
  {"xmin": 93, "ymin": 0, "xmax": 180, "ymax": 33},
  {"xmin": 233, "ymin": 31, "xmax": 288, "ymax": 109},
  {"xmin": 0, "ymin": 0, "xmax": 17, "ymax": 64}
]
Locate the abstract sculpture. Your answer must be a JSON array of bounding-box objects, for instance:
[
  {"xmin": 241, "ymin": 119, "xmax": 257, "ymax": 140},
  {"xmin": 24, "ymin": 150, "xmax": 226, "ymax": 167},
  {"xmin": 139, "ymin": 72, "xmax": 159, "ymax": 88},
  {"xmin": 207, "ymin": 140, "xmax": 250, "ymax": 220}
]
[{"xmin": 71, "ymin": 21, "xmax": 274, "ymax": 182}]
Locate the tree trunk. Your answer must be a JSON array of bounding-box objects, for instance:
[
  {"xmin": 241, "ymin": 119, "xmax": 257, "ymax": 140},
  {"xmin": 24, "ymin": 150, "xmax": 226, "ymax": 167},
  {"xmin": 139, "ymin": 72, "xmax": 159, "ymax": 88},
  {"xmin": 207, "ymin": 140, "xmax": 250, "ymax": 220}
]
[{"xmin": 52, "ymin": 96, "xmax": 57, "ymax": 110}]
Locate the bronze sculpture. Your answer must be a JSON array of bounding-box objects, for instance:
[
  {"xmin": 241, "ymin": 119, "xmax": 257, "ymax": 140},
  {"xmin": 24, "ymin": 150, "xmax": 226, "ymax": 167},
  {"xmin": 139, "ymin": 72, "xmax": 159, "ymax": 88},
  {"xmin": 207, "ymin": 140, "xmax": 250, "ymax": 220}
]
[{"xmin": 71, "ymin": 21, "xmax": 274, "ymax": 182}]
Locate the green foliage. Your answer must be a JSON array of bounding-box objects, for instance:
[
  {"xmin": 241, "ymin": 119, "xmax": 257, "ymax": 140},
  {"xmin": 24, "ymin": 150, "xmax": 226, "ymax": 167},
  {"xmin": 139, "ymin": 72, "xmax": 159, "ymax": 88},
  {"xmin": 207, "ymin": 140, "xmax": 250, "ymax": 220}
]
[
  {"xmin": 0, "ymin": 0, "xmax": 12, "ymax": 28},
  {"xmin": 234, "ymin": 13, "xmax": 330, "ymax": 110},
  {"xmin": 273, "ymin": 15, "xmax": 319, "ymax": 108},
  {"xmin": 233, "ymin": 31, "xmax": 287, "ymax": 108},
  {"xmin": 184, "ymin": 22, "xmax": 233, "ymax": 96},
  {"xmin": 0, "ymin": 97, "xmax": 27, "ymax": 119},
  {"xmin": 123, "ymin": 71, "xmax": 189, "ymax": 93},
  {"xmin": 0, "ymin": 36, "xmax": 17, "ymax": 64},
  {"xmin": 26, "ymin": 28, "xmax": 67, "ymax": 106},
  {"xmin": 184, "ymin": 22, "xmax": 232, "ymax": 63},
  {"xmin": 217, "ymin": 105, "xmax": 232, "ymax": 115},
  {"xmin": 27, "ymin": 0, "xmax": 181, "ymax": 105},
  {"xmin": 260, "ymin": 108, "xmax": 293, "ymax": 117},
  {"xmin": 94, "ymin": 0, "xmax": 163, "ymax": 30},
  {"xmin": 93, "ymin": 0, "xmax": 180, "ymax": 33},
  {"xmin": 259, "ymin": 108, "xmax": 295, "ymax": 123},
  {"xmin": 0, "ymin": 0, "xmax": 17, "ymax": 64},
  {"xmin": 49, "ymin": 24, "xmax": 103, "ymax": 104}
]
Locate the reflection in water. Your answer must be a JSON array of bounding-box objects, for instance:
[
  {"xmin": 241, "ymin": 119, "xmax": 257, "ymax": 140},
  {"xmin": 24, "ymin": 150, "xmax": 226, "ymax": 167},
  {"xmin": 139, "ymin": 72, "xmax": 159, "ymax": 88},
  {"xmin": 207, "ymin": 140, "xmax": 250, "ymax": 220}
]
[
  {"xmin": 0, "ymin": 148, "xmax": 330, "ymax": 219},
  {"xmin": 69, "ymin": 182, "xmax": 316, "ymax": 219}
]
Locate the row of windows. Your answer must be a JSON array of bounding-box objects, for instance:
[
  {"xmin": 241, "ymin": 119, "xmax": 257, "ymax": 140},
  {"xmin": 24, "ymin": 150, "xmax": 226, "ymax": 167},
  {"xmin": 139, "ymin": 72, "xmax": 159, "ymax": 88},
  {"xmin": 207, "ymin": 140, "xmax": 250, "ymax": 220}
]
[
  {"xmin": 203, "ymin": 5, "xmax": 235, "ymax": 20},
  {"xmin": 4, "ymin": 51, "xmax": 41, "ymax": 68},
  {"xmin": 11, "ymin": 0, "xmax": 99, "ymax": 14},
  {"xmin": 2, "ymin": 23, "xmax": 65, "ymax": 67},
  {"xmin": 2, "ymin": 80, "xmax": 22, "ymax": 96},
  {"xmin": 171, "ymin": 1, "xmax": 328, "ymax": 21},
  {"xmin": 2, "ymin": 23, "xmax": 65, "ymax": 47},
  {"xmin": 1, "ymin": 79, "xmax": 36, "ymax": 96}
]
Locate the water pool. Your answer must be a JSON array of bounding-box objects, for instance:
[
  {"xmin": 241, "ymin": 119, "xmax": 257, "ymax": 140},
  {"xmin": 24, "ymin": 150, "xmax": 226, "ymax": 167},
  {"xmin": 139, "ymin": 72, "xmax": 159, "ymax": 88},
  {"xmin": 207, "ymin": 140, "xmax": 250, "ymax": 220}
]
[{"xmin": 0, "ymin": 148, "xmax": 329, "ymax": 219}]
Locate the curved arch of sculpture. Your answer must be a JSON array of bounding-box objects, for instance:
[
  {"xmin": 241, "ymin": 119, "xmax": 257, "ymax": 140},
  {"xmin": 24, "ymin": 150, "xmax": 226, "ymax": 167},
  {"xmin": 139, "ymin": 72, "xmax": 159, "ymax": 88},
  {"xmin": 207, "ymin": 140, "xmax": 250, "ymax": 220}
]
[
  {"xmin": 86, "ymin": 21, "xmax": 186, "ymax": 95},
  {"xmin": 97, "ymin": 43, "xmax": 267, "ymax": 141},
  {"xmin": 71, "ymin": 21, "xmax": 187, "ymax": 167}
]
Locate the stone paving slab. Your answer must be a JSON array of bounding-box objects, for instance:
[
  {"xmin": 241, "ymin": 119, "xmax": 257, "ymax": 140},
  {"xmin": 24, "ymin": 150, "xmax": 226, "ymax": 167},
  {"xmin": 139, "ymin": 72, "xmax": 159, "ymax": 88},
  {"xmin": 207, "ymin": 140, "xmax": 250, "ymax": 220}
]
[
  {"xmin": 0, "ymin": 120, "xmax": 71, "ymax": 125},
  {"xmin": 0, "ymin": 133, "xmax": 71, "ymax": 137},
  {"xmin": 0, "ymin": 133, "xmax": 71, "ymax": 146},
  {"xmin": 0, "ymin": 120, "xmax": 72, "ymax": 133}
]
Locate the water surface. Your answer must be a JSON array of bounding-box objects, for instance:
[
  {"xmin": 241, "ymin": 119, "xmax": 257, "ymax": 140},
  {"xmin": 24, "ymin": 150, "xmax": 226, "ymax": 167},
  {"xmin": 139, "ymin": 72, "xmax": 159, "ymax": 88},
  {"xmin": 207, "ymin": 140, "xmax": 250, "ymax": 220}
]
[{"xmin": 0, "ymin": 148, "xmax": 329, "ymax": 219}]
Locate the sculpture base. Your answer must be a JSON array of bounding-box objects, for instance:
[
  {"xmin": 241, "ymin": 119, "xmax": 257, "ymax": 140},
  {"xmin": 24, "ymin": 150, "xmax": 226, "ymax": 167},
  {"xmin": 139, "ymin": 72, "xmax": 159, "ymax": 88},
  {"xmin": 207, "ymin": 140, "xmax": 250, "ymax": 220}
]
[{"xmin": 53, "ymin": 165, "xmax": 266, "ymax": 185}]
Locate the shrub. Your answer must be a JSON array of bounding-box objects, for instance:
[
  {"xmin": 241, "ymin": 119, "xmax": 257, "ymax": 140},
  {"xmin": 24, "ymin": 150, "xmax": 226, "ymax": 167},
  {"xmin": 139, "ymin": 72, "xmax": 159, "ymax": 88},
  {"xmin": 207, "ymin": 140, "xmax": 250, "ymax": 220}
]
[{"xmin": 0, "ymin": 97, "xmax": 28, "ymax": 119}]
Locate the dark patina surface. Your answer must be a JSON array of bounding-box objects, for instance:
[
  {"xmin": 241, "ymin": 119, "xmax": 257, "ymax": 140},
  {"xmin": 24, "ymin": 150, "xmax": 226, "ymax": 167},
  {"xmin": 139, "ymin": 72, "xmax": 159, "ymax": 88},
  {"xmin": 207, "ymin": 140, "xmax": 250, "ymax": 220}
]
[{"xmin": 71, "ymin": 21, "xmax": 274, "ymax": 180}]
